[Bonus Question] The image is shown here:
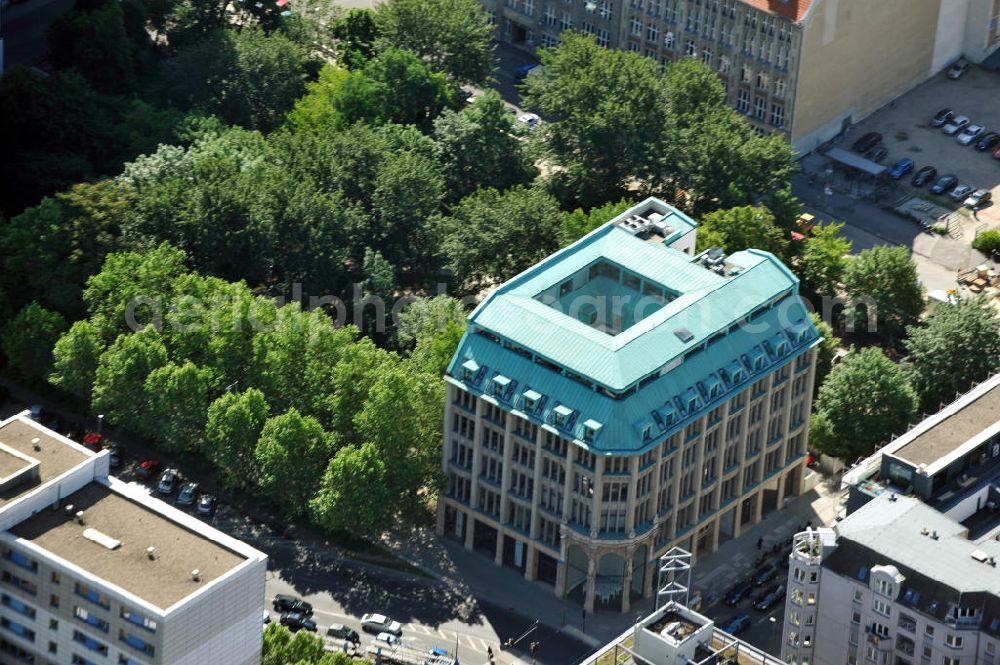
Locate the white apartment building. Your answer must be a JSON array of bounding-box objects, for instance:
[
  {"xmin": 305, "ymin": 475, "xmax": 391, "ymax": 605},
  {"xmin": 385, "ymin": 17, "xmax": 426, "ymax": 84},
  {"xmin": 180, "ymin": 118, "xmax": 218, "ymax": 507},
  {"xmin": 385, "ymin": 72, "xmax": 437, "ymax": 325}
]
[
  {"xmin": 0, "ymin": 412, "xmax": 267, "ymax": 665},
  {"xmin": 782, "ymin": 494, "xmax": 1000, "ymax": 665}
]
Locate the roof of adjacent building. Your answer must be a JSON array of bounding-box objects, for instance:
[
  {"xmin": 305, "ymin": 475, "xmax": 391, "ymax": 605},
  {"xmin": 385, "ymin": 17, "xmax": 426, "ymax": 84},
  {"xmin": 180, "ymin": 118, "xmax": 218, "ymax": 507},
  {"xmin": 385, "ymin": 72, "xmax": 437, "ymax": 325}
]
[
  {"xmin": 891, "ymin": 377, "xmax": 1000, "ymax": 469},
  {"xmin": 12, "ymin": 481, "xmax": 248, "ymax": 610},
  {"xmin": 740, "ymin": 0, "xmax": 814, "ymax": 23},
  {"xmin": 0, "ymin": 419, "xmax": 92, "ymax": 505},
  {"xmin": 447, "ymin": 198, "xmax": 820, "ymax": 453},
  {"xmin": 824, "ymin": 494, "xmax": 1000, "ymax": 632}
]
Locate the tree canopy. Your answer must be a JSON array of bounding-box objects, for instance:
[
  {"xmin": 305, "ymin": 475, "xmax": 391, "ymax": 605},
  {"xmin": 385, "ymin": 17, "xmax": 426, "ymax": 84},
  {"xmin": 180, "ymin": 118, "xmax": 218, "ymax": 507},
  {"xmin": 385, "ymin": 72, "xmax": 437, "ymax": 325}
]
[
  {"xmin": 843, "ymin": 246, "xmax": 924, "ymax": 344},
  {"xmin": 811, "ymin": 347, "xmax": 917, "ymax": 461},
  {"xmin": 902, "ymin": 297, "xmax": 1000, "ymax": 412}
]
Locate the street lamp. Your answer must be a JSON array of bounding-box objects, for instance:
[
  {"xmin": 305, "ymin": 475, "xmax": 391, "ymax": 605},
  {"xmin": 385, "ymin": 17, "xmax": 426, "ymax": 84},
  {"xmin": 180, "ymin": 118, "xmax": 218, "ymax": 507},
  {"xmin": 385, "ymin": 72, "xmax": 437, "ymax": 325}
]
[{"xmin": 96, "ymin": 414, "xmax": 104, "ymax": 435}]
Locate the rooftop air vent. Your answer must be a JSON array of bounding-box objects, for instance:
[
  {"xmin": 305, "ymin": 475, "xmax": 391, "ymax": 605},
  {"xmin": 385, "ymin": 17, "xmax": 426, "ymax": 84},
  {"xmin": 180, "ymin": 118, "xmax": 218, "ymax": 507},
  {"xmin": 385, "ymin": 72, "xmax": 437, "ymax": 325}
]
[
  {"xmin": 82, "ymin": 528, "xmax": 121, "ymax": 551},
  {"xmin": 146, "ymin": 546, "xmax": 156, "ymax": 560},
  {"xmin": 75, "ymin": 510, "xmax": 85, "ymax": 525},
  {"xmin": 64, "ymin": 505, "xmax": 75, "ymax": 518},
  {"xmin": 191, "ymin": 569, "xmax": 201, "ymax": 582},
  {"xmin": 931, "ymin": 530, "xmax": 939, "ymax": 540},
  {"xmin": 674, "ymin": 327, "xmax": 694, "ymax": 343},
  {"xmin": 31, "ymin": 438, "xmax": 41, "ymax": 451},
  {"xmin": 971, "ymin": 550, "xmax": 989, "ymax": 563}
]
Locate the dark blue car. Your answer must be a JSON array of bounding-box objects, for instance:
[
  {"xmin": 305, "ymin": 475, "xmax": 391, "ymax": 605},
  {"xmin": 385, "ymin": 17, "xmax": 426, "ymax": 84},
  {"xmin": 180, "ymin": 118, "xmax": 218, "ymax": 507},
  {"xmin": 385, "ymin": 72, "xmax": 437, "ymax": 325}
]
[
  {"xmin": 723, "ymin": 613, "xmax": 752, "ymax": 635},
  {"xmin": 930, "ymin": 174, "xmax": 958, "ymax": 195},
  {"xmin": 888, "ymin": 158, "xmax": 914, "ymax": 179},
  {"xmin": 514, "ymin": 63, "xmax": 540, "ymax": 83}
]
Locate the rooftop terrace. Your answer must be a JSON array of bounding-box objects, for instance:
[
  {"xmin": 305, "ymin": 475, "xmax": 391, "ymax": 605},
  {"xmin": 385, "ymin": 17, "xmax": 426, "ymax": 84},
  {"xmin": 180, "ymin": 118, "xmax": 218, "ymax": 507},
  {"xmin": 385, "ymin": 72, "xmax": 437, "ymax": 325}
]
[
  {"xmin": 0, "ymin": 419, "xmax": 91, "ymax": 505},
  {"xmin": 12, "ymin": 482, "xmax": 247, "ymax": 610}
]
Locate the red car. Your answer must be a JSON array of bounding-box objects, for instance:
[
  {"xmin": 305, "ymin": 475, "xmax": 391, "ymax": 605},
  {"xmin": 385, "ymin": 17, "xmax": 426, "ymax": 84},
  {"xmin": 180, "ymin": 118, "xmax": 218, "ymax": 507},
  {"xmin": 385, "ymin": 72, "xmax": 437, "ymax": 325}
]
[
  {"xmin": 135, "ymin": 459, "xmax": 162, "ymax": 479},
  {"xmin": 993, "ymin": 145, "xmax": 1000, "ymax": 160},
  {"xmin": 82, "ymin": 432, "xmax": 103, "ymax": 452}
]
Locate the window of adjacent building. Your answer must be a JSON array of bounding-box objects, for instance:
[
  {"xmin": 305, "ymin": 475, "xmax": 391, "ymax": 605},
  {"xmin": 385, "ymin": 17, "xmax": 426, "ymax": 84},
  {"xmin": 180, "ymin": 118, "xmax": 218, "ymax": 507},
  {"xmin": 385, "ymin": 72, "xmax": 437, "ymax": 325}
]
[
  {"xmin": 664, "ymin": 31, "xmax": 676, "ymax": 49},
  {"xmin": 943, "ymin": 658, "xmax": 960, "ymax": 665},
  {"xmin": 1, "ymin": 594, "xmax": 36, "ymax": 620},
  {"xmin": 736, "ymin": 89, "xmax": 750, "ymax": 114},
  {"xmin": 873, "ymin": 599, "xmax": 891, "ymax": 617},
  {"xmin": 770, "ymin": 103, "xmax": 784, "ymax": 128},
  {"xmin": 522, "ymin": 0, "xmax": 534, "ymax": 15},
  {"xmin": 775, "ymin": 78, "xmax": 786, "ymax": 98},
  {"xmin": 853, "ymin": 589, "xmax": 864, "ymax": 603},
  {"xmin": 701, "ymin": 47, "xmax": 712, "ymax": 67},
  {"xmin": 596, "ymin": 28, "xmax": 609, "ymax": 46},
  {"xmin": 630, "ymin": 16, "xmax": 642, "ymax": 35},
  {"xmin": 545, "ymin": 6, "xmax": 558, "ymax": 25},
  {"xmin": 945, "ymin": 634, "xmax": 963, "ymax": 648},
  {"xmin": 685, "ymin": 40, "xmax": 697, "ymax": 56},
  {"xmin": 851, "ymin": 611, "xmax": 861, "ymax": 624},
  {"xmin": 0, "ymin": 617, "xmax": 35, "ymax": 642},
  {"xmin": 647, "ymin": 23, "xmax": 659, "ymax": 42},
  {"xmin": 49, "ymin": 641, "xmax": 57, "ymax": 654},
  {"xmin": 924, "ymin": 625, "xmax": 934, "ymax": 638},
  {"xmin": 754, "ymin": 96, "xmax": 766, "ymax": 120},
  {"xmin": 560, "ymin": 11, "xmax": 572, "ymax": 29},
  {"xmin": 986, "ymin": 641, "xmax": 996, "ymax": 655},
  {"xmin": 598, "ymin": 0, "xmax": 612, "ymax": 19}
]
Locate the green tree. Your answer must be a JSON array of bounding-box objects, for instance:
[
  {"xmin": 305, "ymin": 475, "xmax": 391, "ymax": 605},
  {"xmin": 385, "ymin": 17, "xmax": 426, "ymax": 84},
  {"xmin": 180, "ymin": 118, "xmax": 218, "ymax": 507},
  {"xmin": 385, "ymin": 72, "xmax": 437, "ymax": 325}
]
[
  {"xmin": 811, "ymin": 347, "xmax": 917, "ymax": 461},
  {"xmin": 262, "ymin": 623, "xmax": 346, "ymax": 665},
  {"xmin": 50, "ymin": 320, "xmax": 106, "ymax": 400},
  {"xmin": 143, "ymin": 361, "xmax": 216, "ymax": 451},
  {"xmin": 972, "ymin": 229, "xmax": 1000, "ymax": 255},
  {"xmin": 903, "ymin": 297, "xmax": 1000, "ymax": 412},
  {"xmin": 440, "ymin": 185, "xmax": 563, "ymax": 288},
  {"xmin": 433, "ymin": 90, "xmax": 536, "ymax": 201},
  {"xmin": 363, "ymin": 47, "xmax": 452, "ymax": 128},
  {"xmin": 331, "ymin": 8, "xmax": 379, "ymax": 69},
  {"xmin": 47, "ymin": 2, "xmax": 137, "ymax": 95},
  {"xmin": 561, "ymin": 199, "xmax": 635, "ymax": 245},
  {"xmin": 396, "ymin": 296, "xmax": 466, "ymax": 350},
  {"xmin": 521, "ymin": 32, "xmax": 667, "ymax": 205},
  {"xmin": 797, "ymin": 222, "xmax": 851, "ymax": 303},
  {"xmin": 310, "ymin": 442, "xmax": 393, "ymax": 535},
  {"xmin": 409, "ymin": 319, "xmax": 465, "ymax": 377},
  {"xmin": 255, "ymin": 409, "xmax": 335, "ymax": 517},
  {"xmin": 809, "ymin": 313, "xmax": 840, "ymax": 397},
  {"xmin": 204, "ymin": 388, "xmax": 270, "ymax": 490},
  {"xmin": 82, "ymin": 243, "xmax": 188, "ymax": 341},
  {"xmin": 92, "ymin": 329, "xmax": 169, "ymax": 427},
  {"xmin": 843, "ymin": 246, "xmax": 924, "ymax": 343},
  {"xmin": 1, "ymin": 303, "xmax": 67, "ymax": 381},
  {"xmin": 159, "ymin": 28, "xmax": 308, "ymax": 132},
  {"xmin": 374, "ymin": 0, "xmax": 493, "ymax": 85},
  {"xmin": 696, "ymin": 205, "xmax": 788, "ymax": 258}
]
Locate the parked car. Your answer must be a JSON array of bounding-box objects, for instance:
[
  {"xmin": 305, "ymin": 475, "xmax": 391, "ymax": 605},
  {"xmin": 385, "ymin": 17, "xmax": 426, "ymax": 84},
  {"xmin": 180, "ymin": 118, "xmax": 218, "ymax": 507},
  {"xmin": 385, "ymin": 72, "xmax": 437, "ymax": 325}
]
[
  {"xmin": 851, "ymin": 132, "xmax": 882, "ymax": 153},
  {"xmin": 327, "ymin": 624, "xmax": 361, "ymax": 644},
  {"xmin": 964, "ymin": 189, "xmax": 992, "ymax": 209},
  {"xmin": 361, "ymin": 613, "xmax": 403, "ymax": 636},
  {"xmin": 135, "ymin": 459, "xmax": 161, "ymax": 479},
  {"xmin": 375, "ymin": 632, "xmax": 401, "ymax": 646},
  {"xmin": 942, "ymin": 115, "xmax": 970, "ymax": 135},
  {"xmin": 280, "ymin": 612, "xmax": 317, "ymax": 633},
  {"xmin": 176, "ymin": 482, "xmax": 198, "ymax": 506},
  {"xmin": 196, "ymin": 493, "xmax": 216, "ymax": 516},
  {"xmin": 724, "ymin": 579, "xmax": 755, "ymax": 606},
  {"xmin": 993, "ymin": 145, "xmax": 1000, "ymax": 160},
  {"xmin": 516, "ymin": 112, "xmax": 541, "ymax": 130},
  {"xmin": 28, "ymin": 404, "xmax": 44, "ymax": 421},
  {"xmin": 753, "ymin": 563, "xmax": 778, "ymax": 587},
  {"xmin": 946, "ymin": 58, "xmax": 969, "ymax": 79},
  {"xmin": 82, "ymin": 432, "xmax": 103, "ymax": 452},
  {"xmin": 887, "ymin": 158, "xmax": 914, "ymax": 179},
  {"xmin": 753, "ymin": 584, "xmax": 786, "ymax": 611},
  {"xmin": 273, "ymin": 595, "xmax": 313, "ymax": 615},
  {"xmin": 930, "ymin": 174, "xmax": 958, "ymax": 195},
  {"xmin": 866, "ymin": 145, "xmax": 888, "ymax": 163},
  {"xmin": 957, "ymin": 124, "xmax": 985, "ymax": 145},
  {"xmin": 975, "ymin": 132, "xmax": 1000, "ymax": 151},
  {"xmin": 911, "ymin": 166, "xmax": 937, "ymax": 187},
  {"xmin": 106, "ymin": 443, "xmax": 121, "ymax": 468},
  {"xmin": 157, "ymin": 468, "xmax": 179, "ymax": 495},
  {"xmin": 514, "ymin": 63, "xmax": 541, "ymax": 82},
  {"xmin": 723, "ymin": 613, "xmax": 752, "ymax": 635},
  {"xmin": 949, "ymin": 183, "xmax": 975, "ymax": 202},
  {"xmin": 930, "ymin": 108, "xmax": 954, "ymax": 128}
]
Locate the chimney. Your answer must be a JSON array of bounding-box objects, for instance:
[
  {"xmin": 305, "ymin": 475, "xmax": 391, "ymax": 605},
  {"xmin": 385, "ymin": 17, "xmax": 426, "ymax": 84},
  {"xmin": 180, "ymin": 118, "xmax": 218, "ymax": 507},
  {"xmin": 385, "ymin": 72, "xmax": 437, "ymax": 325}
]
[
  {"xmin": 989, "ymin": 557, "xmax": 997, "ymax": 567},
  {"xmin": 889, "ymin": 494, "xmax": 897, "ymax": 502},
  {"xmin": 31, "ymin": 437, "xmax": 41, "ymax": 452},
  {"xmin": 931, "ymin": 530, "xmax": 939, "ymax": 540},
  {"xmin": 191, "ymin": 569, "xmax": 201, "ymax": 582},
  {"xmin": 75, "ymin": 511, "xmax": 85, "ymax": 525},
  {"xmin": 64, "ymin": 505, "xmax": 75, "ymax": 518},
  {"xmin": 146, "ymin": 546, "xmax": 156, "ymax": 561},
  {"xmin": 920, "ymin": 527, "xmax": 929, "ymax": 535}
]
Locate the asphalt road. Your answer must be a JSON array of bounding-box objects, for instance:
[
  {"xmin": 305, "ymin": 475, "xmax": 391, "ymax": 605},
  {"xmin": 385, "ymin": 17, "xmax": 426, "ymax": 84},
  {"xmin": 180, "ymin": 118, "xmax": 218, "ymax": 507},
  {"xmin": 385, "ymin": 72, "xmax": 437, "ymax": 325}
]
[{"xmin": 2, "ymin": 0, "xmax": 74, "ymax": 70}]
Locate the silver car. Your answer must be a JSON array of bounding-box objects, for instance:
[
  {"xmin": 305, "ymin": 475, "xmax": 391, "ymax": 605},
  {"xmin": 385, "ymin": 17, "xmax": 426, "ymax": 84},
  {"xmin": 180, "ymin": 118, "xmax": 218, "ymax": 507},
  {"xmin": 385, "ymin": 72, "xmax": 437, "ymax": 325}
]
[
  {"xmin": 942, "ymin": 115, "xmax": 970, "ymax": 135},
  {"xmin": 964, "ymin": 189, "xmax": 992, "ymax": 209},
  {"xmin": 956, "ymin": 124, "xmax": 985, "ymax": 145}
]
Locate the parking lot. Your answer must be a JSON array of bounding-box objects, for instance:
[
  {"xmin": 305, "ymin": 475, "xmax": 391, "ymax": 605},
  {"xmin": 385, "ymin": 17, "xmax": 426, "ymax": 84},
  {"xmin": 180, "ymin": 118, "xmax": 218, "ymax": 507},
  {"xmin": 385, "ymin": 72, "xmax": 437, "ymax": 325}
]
[{"xmin": 846, "ymin": 63, "xmax": 1000, "ymax": 224}]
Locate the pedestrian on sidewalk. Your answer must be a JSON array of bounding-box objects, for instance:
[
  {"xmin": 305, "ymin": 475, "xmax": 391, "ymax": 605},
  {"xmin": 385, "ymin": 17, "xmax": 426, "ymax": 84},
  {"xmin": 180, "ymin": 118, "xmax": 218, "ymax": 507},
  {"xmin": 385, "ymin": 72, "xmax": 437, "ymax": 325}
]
[{"xmin": 756, "ymin": 536, "xmax": 764, "ymax": 550}]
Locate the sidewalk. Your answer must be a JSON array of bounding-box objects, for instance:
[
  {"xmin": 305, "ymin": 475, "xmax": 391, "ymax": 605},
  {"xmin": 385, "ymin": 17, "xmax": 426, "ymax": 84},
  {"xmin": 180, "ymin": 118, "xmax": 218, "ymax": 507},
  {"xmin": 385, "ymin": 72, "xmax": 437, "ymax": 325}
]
[{"xmin": 379, "ymin": 470, "xmax": 846, "ymax": 648}]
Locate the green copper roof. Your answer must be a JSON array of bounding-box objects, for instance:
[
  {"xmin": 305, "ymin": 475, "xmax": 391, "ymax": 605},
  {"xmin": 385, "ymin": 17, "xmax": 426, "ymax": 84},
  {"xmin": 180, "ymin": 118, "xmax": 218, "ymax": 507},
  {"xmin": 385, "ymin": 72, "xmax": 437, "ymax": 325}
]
[
  {"xmin": 447, "ymin": 198, "xmax": 821, "ymax": 454},
  {"xmin": 468, "ymin": 202, "xmax": 801, "ymax": 391}
]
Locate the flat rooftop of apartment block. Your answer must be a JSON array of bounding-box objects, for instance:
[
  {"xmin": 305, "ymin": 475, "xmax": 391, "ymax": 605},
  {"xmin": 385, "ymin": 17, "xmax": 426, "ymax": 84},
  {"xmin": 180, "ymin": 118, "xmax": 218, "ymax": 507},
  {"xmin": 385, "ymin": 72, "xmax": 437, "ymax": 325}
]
[
  {"xmin": 12, "ymin": 482, "xmax": 247, "ymax": 609},
  {"xmin": 0, "ymin": 418, "xmax": 91, "ymax": 505},
  {"xmin": 893, "ymin": 380, "xmax": 1000, "ymax": 467}
]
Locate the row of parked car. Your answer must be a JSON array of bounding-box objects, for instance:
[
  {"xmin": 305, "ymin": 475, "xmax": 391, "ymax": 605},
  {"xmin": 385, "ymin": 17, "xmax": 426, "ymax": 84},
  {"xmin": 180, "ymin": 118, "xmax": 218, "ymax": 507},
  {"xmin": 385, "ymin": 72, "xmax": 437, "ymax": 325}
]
[
  {"xmin": 850, "ymin": 124, "xmax": 994, "ymax": 210},
  {"xmin": 135, "ymin": 461, "xmax": 217, "ymax": 515},
  {"xmin": 718, "ymin": 561, "xmax": 789, "ymax": 635},
  {"xmin": 270, "ymin": 595, "xmax": 406, "ymax": 647}
]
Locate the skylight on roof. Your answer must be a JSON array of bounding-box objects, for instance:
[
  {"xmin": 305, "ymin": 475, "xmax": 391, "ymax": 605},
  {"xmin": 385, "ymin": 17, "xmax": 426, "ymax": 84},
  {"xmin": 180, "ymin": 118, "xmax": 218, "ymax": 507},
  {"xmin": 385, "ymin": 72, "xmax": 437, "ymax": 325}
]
[{"xmin": 674, "ymin": 327, "xmax": 694, "ymax": 343}]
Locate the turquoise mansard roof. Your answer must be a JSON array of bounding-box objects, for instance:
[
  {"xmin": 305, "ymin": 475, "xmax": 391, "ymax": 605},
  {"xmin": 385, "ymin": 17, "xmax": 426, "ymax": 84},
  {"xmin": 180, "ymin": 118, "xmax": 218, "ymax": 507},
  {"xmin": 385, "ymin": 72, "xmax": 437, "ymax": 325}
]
[{"xmin": 447, "ymin": 198, "xmax": 821, "ymax": 454}]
